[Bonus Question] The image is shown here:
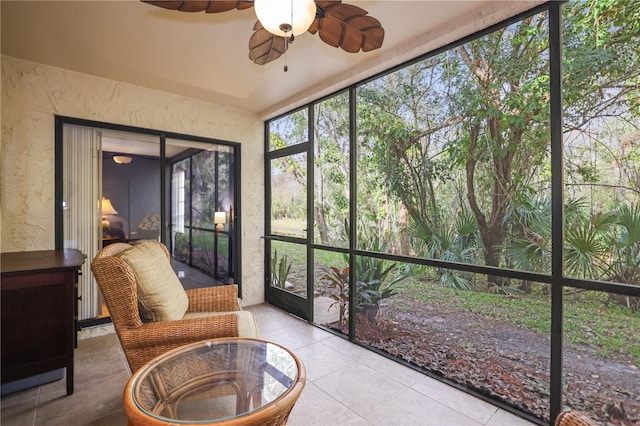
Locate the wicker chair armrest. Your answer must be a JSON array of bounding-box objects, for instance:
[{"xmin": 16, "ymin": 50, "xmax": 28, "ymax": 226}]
[
  {"xmin": 120, "ymin": 314, "xmax": 240, "ymax": 350},
  {"xmin": 119, "ymin": 314, "xmax": 242, "ymax": 372},
  {"xmin": 186, "ymin": 285, "xmax": 242, "ymax": 313}
]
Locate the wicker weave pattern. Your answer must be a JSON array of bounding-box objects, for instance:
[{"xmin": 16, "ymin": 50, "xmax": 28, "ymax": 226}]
[
  {"xmin": 188, "ymin": 285, "xmax": 243, "ymax": 312},
  {"xmin": 91, "ymin": 242, "xmax": 256, "ymax": 373},
  {"xmin": 140, "ymin": 346, "xmax": 249, "ymax": 410},
  {"xmin": 555, "ymin": 410, "xmax": 599, "ymax": 426}
]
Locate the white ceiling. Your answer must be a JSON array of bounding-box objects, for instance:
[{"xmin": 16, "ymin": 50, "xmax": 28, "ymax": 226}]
[{"xmin": 1, "ymin": 0, "xmax": 543, "ymax": 120}]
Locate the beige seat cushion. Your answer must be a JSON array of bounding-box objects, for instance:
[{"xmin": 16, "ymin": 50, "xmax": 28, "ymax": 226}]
[
  {"xmin": 119, "ymin": 242, "xmax": 189, "ymax": 322},
  {"xmin": 183, "ymin": 311, "xmax": 259, "ymax": 338}
]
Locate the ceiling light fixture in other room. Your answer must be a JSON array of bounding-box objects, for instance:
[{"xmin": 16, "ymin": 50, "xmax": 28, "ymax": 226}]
[{"xmin": 113, "ymin": 155, "xmax": 132, "ymax": 164}]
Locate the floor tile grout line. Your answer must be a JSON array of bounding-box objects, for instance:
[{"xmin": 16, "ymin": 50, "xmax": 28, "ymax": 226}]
[
  {"xmin": 2, "ymin": 304, "xmax": 535, "ymax": 426},
  {"xmin": 408, "ymin": 379, "xmax": 500, "ymax": 425},
  {"xmin": 483, "ymin": 408, "xmax": 502, "ymax": 426},
  {"xmin": 299, "ymin": 382, "xmax": 372, "ymax": 426},
  {"xmin": 32, "ymin": 385, "xmax": 41, "ymax": 426}
]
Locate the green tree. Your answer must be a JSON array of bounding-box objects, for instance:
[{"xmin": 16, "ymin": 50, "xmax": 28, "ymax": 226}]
[
  {"xmin": 314, "ymin": 93, "xmax": 350, "ymax": 246},
  {"xmin": 356, "ymin": 1, "xmax": 640, "ymax": 288}
]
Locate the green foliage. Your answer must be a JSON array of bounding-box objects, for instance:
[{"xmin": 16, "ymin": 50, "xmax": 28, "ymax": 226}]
[
  {"xmin": 269, "ymin": 109, "xmax": 309, "ymax": 150},
  {"xmin": 321, "ymin": 238, "xmax": 412, "ymax": 322},
  {"xmin": 604, "ymin": 203, "xmax": 640, "ymax": 286},
  {"xmin": 504, "ymin": 197, "xmax": 552, "ymax": 274},
  {"xmin": 351, "ymin": 2, "xmax": 640, "ymax": 286},
  {"xmin": 270, "ymin": 249, "xmax": 292, "ymax": 289},
  {"xmin": 563, "ymin": 0, "xmax": 640, "ymax": 125},
  {"xmin": 410, "ymin": 210, "xmax": 484, "ymax": 290},
  {"xmin": 321, "ymin": 266, "xmax": 349, "ymax": 324},
  {"xmin": 356, "ymin": 12, "xmax": 553, "ymax": 275},
  {"xmin": 313, "ymin": 94, "xmax": 351, "ymax": 246},
  {"xmin": 563, "ymin": 201, "xmax": 640, "ymax": 284},
  {"xmin": 564, "ymin": 218, "xmax": 610, "ymax": 279},
  {"xmin": 505, "ymin": 195, "xmax": 640, "ymax": 290},
  {"xmin": 351, "ymin": 240, "xmax": 412, "ymax": 311}
]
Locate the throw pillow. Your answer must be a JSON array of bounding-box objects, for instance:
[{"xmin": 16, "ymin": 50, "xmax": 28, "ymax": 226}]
[{"xmin": 119, "ymin": 241, "xmax": 189, "ymax": 322}]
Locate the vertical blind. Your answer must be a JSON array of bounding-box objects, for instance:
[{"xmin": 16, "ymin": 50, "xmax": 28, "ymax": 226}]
[{"xmin": 62, "ymin": 125, "xmax": 101, "ymax": 320}]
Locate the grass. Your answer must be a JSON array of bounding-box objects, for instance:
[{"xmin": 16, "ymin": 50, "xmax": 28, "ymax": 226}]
[
  {"xmin": 271, "ymin": 219, "xmax": 306, "ymax": 238},
  {"xmin": 397, "ymin": 277, "xmax": 640, "ymax": 365},
  {"xmin": 563, "ymin": 293, "xmax": 640, "ymax": 362},
  {"xmin": 271, "ymin": 240, "xmax": 345, "ymax": 269},
  {"xmin": 174, "ymin": 230, "xmax": 229, "ymax": 253},
  {"xmin": 268, "ymin": 241, "xmax": 640, "ymax": 365}
]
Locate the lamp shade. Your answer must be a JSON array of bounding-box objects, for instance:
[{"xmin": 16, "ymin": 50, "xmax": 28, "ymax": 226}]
[
  {"xmin": 214, "ymin": 211, "xmax": 227, "ymax": 225},
  {"xmin": 254, "ymin": 0, "xmax": 317, "ymax": 37},
  {"xmin": 101, "ymin": 198, "xmax": 118, "ymax": 216}
]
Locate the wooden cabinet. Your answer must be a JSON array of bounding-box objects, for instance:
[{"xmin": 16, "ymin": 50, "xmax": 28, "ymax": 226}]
[{"xmin": 1, "ymin": 250, "xmax": 85, "ymax": 396}]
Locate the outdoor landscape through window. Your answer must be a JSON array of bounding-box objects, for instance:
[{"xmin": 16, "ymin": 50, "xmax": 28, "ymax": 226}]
[{"xmin": 267, "ymin": 2, "xmax": 640, "ymax": 423}]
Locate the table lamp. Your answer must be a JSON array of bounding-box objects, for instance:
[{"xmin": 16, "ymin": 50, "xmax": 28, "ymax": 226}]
[
  {"xmin": 101, "ymin": 197, "xmax": 118, "ymax": 235},
  {"xmin": 214, "ymin": 211, "xmax": 226, "ymax": 231}
]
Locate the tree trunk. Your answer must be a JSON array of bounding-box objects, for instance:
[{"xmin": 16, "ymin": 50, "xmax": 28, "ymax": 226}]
[
  {"xmin": 398, "ymin": 203, "xmax": 410, "ymax": 255},
  {"xmin": 315, "ymin": 204, "xmax": 328, "ymax": 244},
  {"xmin": 465, "ymin": 122, "xmax": 511, "ymax": 287}
]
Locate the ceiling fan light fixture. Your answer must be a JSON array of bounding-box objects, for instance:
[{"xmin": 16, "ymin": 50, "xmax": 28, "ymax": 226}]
[{"xmin": 254, "ymin": 0, "xmax": 317, "ymax": 38}]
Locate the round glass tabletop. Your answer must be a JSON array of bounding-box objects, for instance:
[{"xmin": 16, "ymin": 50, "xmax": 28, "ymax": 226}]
[{"xmin": 126, "ymin": 338, "xmax": 303, "ymax": 424}]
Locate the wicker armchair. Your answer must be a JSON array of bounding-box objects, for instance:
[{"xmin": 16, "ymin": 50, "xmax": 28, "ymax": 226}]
[
  {"xmin": 91, "ymin": 242, "xmax": 258, "ymax": 373},
  {"xmin": 555, "ymin": 410, "xmax": 598, "ymax": 426}
]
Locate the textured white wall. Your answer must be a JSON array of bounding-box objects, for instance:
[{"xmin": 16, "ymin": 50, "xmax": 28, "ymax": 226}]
[{"xmin": 1, "ymin": 55, "xmax": 265, "ymax": 306}]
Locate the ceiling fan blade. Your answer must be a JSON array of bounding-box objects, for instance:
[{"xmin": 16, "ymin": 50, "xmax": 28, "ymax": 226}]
[
  {"xmin": 309, "ymin": 1, "xmax": 384, "ymax": 53},
  {"xmin": 249, "ymin": 21, "xmax": 289, "ymax": 66},
  {"xmin": 141, "ymin": 1, "xmax": 253, "ymax": 13}
]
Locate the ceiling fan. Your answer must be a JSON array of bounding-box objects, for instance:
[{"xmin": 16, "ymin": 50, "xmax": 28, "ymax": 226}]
[{"xmin": 142, "ymin": 0, "xmax": 385, "ymax": 67}]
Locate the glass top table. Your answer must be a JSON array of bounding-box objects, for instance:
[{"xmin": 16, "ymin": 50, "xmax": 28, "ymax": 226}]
[{"xmin": 123, "ymin": 338, "xmax": 306, "ymax": 426}]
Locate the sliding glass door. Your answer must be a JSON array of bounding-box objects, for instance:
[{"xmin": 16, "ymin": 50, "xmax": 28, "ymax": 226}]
[{"xmin": 56, "ymin": 117, "xmax": 241, "ymax": 325}]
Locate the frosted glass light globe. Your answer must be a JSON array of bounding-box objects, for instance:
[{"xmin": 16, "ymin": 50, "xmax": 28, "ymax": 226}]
[{"xmin": 254, "ymin": 0, "xmax": 317, "ymax": 37}]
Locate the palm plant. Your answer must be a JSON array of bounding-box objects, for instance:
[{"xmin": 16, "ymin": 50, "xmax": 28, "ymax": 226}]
[
  {"xmin": 349, "ymin": 238, "xmax": 411, "ymax": 309},
  {"xmin": 505, "ymin": 197, "xmax": 639, "ymax": 305},
  {"xmin": 323, "ymin": 234, "xmax": 411, "ymax": 323},
  {"xmin": 504, "ymin": 196, "xmax": 552, "ymax": 274},
  {"xmin": 410, "ymin": 210, "xmax": 483, "ymax": 290},
  {"xmin": 564, "ymin": 214, "xmax": 612, "ymax": 279},
  {"xmin": 354, "ymin": 254, "xmax": 411, "ymax": 309},
  {"xmin": 603, "ymin": 203, "xmax": 640, "ymax": 286}
]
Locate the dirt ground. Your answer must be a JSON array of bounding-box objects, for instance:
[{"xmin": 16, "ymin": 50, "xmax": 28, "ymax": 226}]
[{"xmin": 325, "ymin": 295, "xmax": 639, "ymax": 425}]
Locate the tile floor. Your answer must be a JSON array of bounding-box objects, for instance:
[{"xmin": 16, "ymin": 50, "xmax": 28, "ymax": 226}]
[{"xmin": 1, "ymin": 304, "xmax": 536, "ymax": 426}]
